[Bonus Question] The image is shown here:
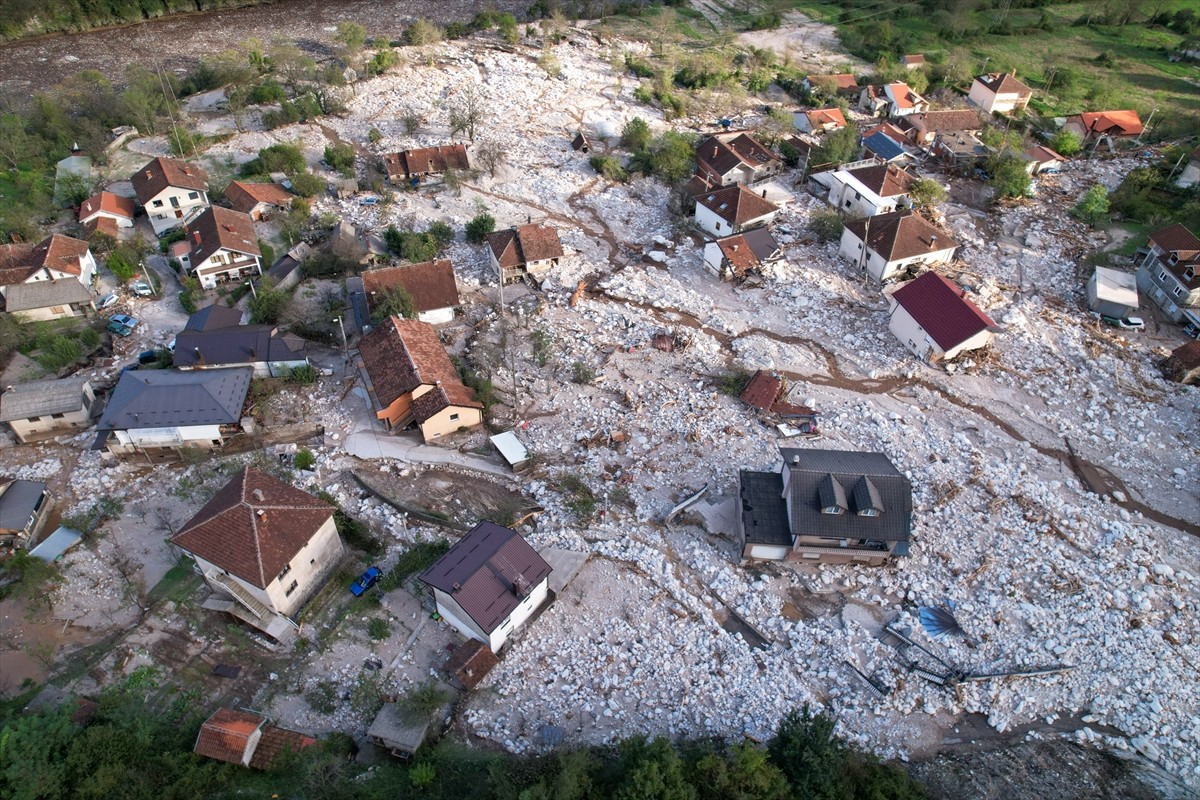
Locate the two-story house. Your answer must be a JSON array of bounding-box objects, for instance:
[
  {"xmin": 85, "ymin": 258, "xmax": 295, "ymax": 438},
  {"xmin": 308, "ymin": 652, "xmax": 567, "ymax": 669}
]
[
  {"xmin": 693, "ymin": 184, "xmax": 781, "ymax": 237},
  {"xmin": 839, "ymin": 210, "xmax": 958, "ymax": 282},
  {"xmin": 815, "ymin": 162, "xmax": 915, "ymax": 218},
  {"xmin": 131, "ymin": 157, "xmax": 210, "ymax": 235},
  {"xmin": 895, "ymin": 110, "xmax": 983, "ymax": 146},
  {"xmin": 78, "ymin": 191, "xmax": 136, "ymax": 237},
  {"xmin": 0, "ymin": 234, "xmax": 97, "ymax": 299},
  {"xmin": 738, "ymin": 448, "xmax": 912, "ymax": 565},
  {"xmin": 694, "ymin": 133, "xmax": 782, "ymax": 187},
  {"xmin": 1135, "ymin": 223, "xmax": 1200, "ymax": 321},
  {"xmin": 173, "ymin": 467, "xmax": 345, "ymax": 637},
  {"xmin": 0, "ymin": 376, "xmax": 96, "ymax": 443},
  {"xmin": 967, "ymin": 72, "xmax": 1033, "ymax": 115},
  {"xmin": 858, "ymin": 82, "xmax": 928, "ymax": 118},
  {"xmin": 485, "ymin": 224, "xmax": 564, "ymax": 285},
  {"xmin": 175, "ymin": 206, "xmax": 263, "ymax": 290}
]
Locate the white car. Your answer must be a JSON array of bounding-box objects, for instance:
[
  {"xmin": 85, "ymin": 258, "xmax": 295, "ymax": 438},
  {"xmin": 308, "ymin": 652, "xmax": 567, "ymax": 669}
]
[
  {"xmin": 131, "ymin": 280, "xmax": 153, "ymax": 297},
  {"xmin": 97, "ymin": 293, "xmax": 119, "ymax": 310}
]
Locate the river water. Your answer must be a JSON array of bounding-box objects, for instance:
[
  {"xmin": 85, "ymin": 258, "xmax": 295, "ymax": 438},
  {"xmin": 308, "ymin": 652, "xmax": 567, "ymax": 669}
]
[{"xmin": 0, "ymin": 0, "xmax": 523, "ymax": 97}]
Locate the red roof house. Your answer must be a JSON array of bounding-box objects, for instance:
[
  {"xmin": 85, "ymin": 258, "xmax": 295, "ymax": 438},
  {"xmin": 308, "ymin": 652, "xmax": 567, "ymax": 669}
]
[{"xmin": 887, "ymin": 271, "xmax": 997, "ymax": 363}]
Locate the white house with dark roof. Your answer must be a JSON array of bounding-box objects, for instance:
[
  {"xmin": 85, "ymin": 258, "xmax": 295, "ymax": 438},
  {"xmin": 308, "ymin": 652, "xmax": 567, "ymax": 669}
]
[
  {"xmin": 96, "ymin": 367, "xmax": 252, "ymax": 461},
  {"xmin": 419, "ymin": 521, "xmax": 552, "ymax": 652},
  {"xmin": 0, "ymin": 376, "xmax": 96, "ymax": 443},
  {"xmin": 968, "ymin": 72, "xmax": 1033, "ymax": 115},
  {"xmin": 1135, "ymin": 223, "xmax": 1200, "ymax": 321},
  {"xmin": 738, "ymin": 448, "xmax": 912, "ymax": 565},
  {"xmin": 4, "ymin": 279, "xmax": 94, "ymax": 322},
  {"xmin": 176, "ymin": 206, "xmax": 263, "ymax": 289},
  {"xmin": 172, "ymin": 467, "xmax": 343, "ymax": 633},
  {"xmin": 839, "ymin": 210, "xmax": 957, "ymax": 282},
  {"xmin": 132, "ymin": 157, "xmax": 210, "ymax": 235},
  {"xmin": 814, "ymin": 161, "xmax": 915, "ymax": 218},
  {"xmin": 693, "ymin": 184, "xmax": 780, "ymax": 237},
  {"xmin": 0, "ymin": 477, "xmax": 54, "ymax": 548},
  {"xmin": 703, "ymin": 228, "xmax": 783, "ymax": 281}
]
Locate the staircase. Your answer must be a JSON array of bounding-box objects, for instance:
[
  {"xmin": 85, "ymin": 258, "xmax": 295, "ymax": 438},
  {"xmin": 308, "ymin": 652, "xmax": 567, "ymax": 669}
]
[{"xmin": 206, "ymin": 571, "xmax": 272, "ymax": 620}]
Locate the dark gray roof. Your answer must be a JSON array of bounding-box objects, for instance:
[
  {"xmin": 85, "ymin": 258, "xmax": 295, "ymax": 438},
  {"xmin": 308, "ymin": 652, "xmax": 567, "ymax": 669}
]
[
  {"xmin": 172, "ymin": 326, "xmax": 308, "ymax": 368},
  {"xmin": 0, "ymin": 376, "xmax": 89, "ymax": 421},
  {"xmin": 741, "ymin": 227, "xmax": 781, "ymax": 262},
  {"xmin": 779, "ymin": 449, "xmax": 911, "ymax": 542},
  {"xmin": 184, "ymin": 303, "xmax": 244, "ymax": 332},
  {"xmin": 420, "ymin": 521, "xmax": 552, "ymax": 635},
  {"xmin": 739, "ymin": 470, "xmax": 793, "ymax": 547},
  {"xmin": 4, "ymin": 279, "xmax": 91, "ymax": 312},
  {"xmin": 0, "ymin": 478, "xmax": 48, "ymax": 532},
  {"xmin": 97, "ymin": 367, "xmax": 252, "ymax": 431}
]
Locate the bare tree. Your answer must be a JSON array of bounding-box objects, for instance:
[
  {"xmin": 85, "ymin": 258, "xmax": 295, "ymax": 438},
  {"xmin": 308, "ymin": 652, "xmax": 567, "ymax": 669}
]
[
  {"xmin": 474, "ymin": 138, "xmax": 506, "ymax": 178},
  {"xmin": 448, "ymin": 84, "xmax": 484, "ymax": 141}
]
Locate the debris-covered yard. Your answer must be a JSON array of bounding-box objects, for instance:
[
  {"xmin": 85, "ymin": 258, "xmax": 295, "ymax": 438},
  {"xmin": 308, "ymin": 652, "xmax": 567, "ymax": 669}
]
[{"xmin": 4, "ymin": 20, "xmax": 1198, "ymax": 794}]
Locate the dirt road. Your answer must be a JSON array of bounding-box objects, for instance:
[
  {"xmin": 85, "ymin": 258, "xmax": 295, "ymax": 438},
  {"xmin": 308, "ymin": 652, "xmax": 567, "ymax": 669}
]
[{"xmin": 0, "ymin": 0, "xmax": 523, "ymax": 96}]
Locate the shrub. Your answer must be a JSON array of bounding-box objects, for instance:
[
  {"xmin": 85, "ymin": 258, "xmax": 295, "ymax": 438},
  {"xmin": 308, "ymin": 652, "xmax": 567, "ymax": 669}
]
[
  {"xmin": 290, "ymin": 171, "xmax": 327, "ymax": 198},
  {"xmin": 1072, "ymin": 184, "xmax": 1110, "ymax": 226},
  {"xmin": 571, "ymin": 361, "xmax": 596, "ymax": 384},
  {"xmin": 371, "ymin": 283, "xmax": 417, "ymax": 322},
  {"xmin": 717, "ymin": 369, "xmax": 752, "ymax": 396},
  {"xmin": 404, "ymin": 18, "xmax": 443, "ymax": 46},
  {"xmin": 1049, "ymin": 128, "xmax": 1082, "ymax": 157},
  {"xmin": 366, "ymin": 617, "xmax": 391, "ymax": 640},
  {"xmin": 559, "ymin": 473, "xmax": 597, "ymax": 522},
  {"xmin": 427, "ymin": 220, "xmax": 455, "ymax": 247},
  {"xmin": 305, "ymin": 680, "xmax": 338, "ymax": 713},
  {"xmin": 621, "ymin": 117, "xmax": 652, "ymax": 151},
  {"xmin": 367, "ymin": 127, "xmax": 384, "ymax": 143},
  {"xmin": 624, "ymin": 53, "xmax": 656, "ymax": 78},
  {"xmin": 908, "ymin": 178, "xmax": 947, "ymax": 210},
  {"xmin": 287, "ymin": 364, "xmax": 318, "ymax": 384},
  {"xmin": 378, "ymin": 540, "xmax": 450, "ymax": 592},
  {"xmin": 589, "ymin": 154, "xmax": 628, "ymax": 182},
  {"xmin": 179, "ymin": 288, "xmax": 198, "ymax": 314},
  {"xmin": 324, "ymin": 143, "xmax": 355, "ymax": 176},
  {"xmin": 401, "ymin": 678, "xmax": 450, "ymax": 717},
  {"xmin": 242, "ymin": 143, "xmax": 305, "ymax": 177},
  {"xmin": 531, "ymin": 326, "xmax": 552, "ymax": 366},
  {"xmin": 987, "ymin": 152, "xmax": 1033, "ymax": 200},
  {"xmin": 465, "ymin": 212, "xmax": 496, "ymax": 244},
  {"xmin": 294, "ymin": 448, "xmax": 316, "ymax": 470}
]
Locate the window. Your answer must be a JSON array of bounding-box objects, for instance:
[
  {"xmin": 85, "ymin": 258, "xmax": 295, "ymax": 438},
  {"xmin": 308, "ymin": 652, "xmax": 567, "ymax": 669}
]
[
  {"xmin": 858, "ymin": 508, "xmax": 879, "ymax": 517},
  {"xmin": 50, "ymin": 413, "xmax": 65, "ymax": 419},
  {"xmin": 152, "ymin": 199, "xmax": 163, "ymax": 208},
  {"xmin": 285, "ymin": 579, "xmax": 299, "ymax": 596},
  {"xmin": 170, "ymin": 196, "xmax": 180, "ymax": 208},
  {"xmin": 188, "ymin": 191, "xmax": 199, "ymax": 200},
  {"xmin": 1173, "ymin": 286, "xmax": 1184, "ymax": 297},
  {"xmin": 449, "ymin": 413, "xmax": 459, "ymax": 421},
  {"xmin": 822, "ymin": 506, "xmax": 845, "ymax": 515},
  {"xmin": 50, "ymin": 306, "xmax": 65, "ymax": 315},
  {"xmin": 277, "ymin": 563, "xmax": 292, "ymax": 581},
  {"xmin": 1159, "ymin": 271, "xmax": 1169, "ymax": 282},
  {"xmin": 27, "ymin": 416, "xmax": 40, "ymax": 422}
]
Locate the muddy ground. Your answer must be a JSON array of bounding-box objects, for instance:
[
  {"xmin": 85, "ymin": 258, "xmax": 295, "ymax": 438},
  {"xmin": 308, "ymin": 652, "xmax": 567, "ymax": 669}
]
[{"xmin": 0, "ymin": 0, "xmax": 525, "ymax": 96}]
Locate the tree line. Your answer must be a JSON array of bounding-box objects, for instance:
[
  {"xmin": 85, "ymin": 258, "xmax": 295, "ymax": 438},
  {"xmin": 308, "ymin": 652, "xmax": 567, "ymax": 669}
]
[{"xmin": 0, "ymin": 0, "xmax": 272, "ymax": 41}]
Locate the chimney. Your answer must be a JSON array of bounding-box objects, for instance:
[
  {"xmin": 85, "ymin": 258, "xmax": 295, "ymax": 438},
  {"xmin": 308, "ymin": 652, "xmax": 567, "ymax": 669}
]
[
  {"xmin": 144, "ymin": 170, "xmax": 152, "ymax": 179},
  {"xmin": 929, "ymin": 235, "xmax": 938, "ymax": 248},
  {"xmin": 761, "ymin": 189, "xmax": 767, "ymax": 198},
  {"xmin": 192, "ymin": 231, "xmax": 201, "ymax": 244},
  {"xmin": 792, "ymin": 454, "xmax": 800, "ymax": 464},
  {"xmin": 452, "ymin": 582, "xmax": 462, "ymax": 592},
  {"xmin": 252, "ymin": 489, "xmax": 265, "ymax": 502},
  {"xmin": 194, "ymin": 346, "xmax": 204, "ymax": 365}
]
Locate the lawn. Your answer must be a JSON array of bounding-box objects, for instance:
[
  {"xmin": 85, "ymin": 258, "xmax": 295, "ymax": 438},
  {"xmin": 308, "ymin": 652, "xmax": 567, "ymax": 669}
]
[{"xmin": 782, "ymin": 0, "xmax": 1200, "ymax": 139}]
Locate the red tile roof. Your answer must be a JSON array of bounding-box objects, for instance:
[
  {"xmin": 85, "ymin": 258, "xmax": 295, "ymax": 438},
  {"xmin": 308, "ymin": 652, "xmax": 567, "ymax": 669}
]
[
  {"xmin": 807, "ymin": 73, "xmax": 859, "ymax": 91},
  {"xmin": 844, "ymin": 210, "xmax": 956, "ymax": 261},
  {"xmin": 131, "ymin": 157, "xmax": 208, "ymax": 204},
  {"xmin": 900, "ymin": 54, "xmax": 925, "ymax": 66},
  {"xmin": 0, "ymin": 234, "xmax": 91, "ymax": 286},
  {"xmin": 845, "ymin": 164, "xmax": 915, "ymax": 198},
  {"xmin": 224, "ymin": 181, "xmax": 293, "ymax": 214},
  {"xmin": 382, "ymin": 144, "xmax": 470, "ymax": 180},
  {"xmin": 886, "ymin": 82, "xmax": 923, "ymax": 110},
  {"xmin": 740, "ymin": 370, "xmax": 782, "ymax": 411},
  {"xmin": 897, "ymin": 111, "xmax": 984, "ymax": 139},
  {"xmin": 248, "ymin": 725, "xmax": 317, "ymax": 770},
  {"xmin": 712, "ymin": 228, "xmax": 780, "ymax": 278},
  {"xmin": 485, "ymin": 224, "xmax": 564, "ymax": 268},
  {"xmin": 194, "ymin": 709, "xmax": 264, "ymax": 764},
  {"xmin": 79, "ymin": 191, "xmax": 135, "ymax": 223},
  {"xmin": 1070, "ymin": 110, "xmax": 1143, "ymax": 137},
  {"xmin": 87, "ymin": 216, "xmax": 120, "ymax": 238},
  {"xmin": 801, "ymin": 108, "xmax": 846, "ymax": 128},
  {"xmin": 185, "ymin": 206, "xmax": 261, "ymax": 267},
  {"xmin": 446, "ymin": 639, "xmax": 499, "ymax": 690},
  {"xmin": 358, "ymin": 317, "xmax": 482, "ymax": 411},
  {"xmin": 976, "ymin": 72, "xmax": 1033, "ymax": 96},
  {"xmin": 1149, "ymin": 223, "xmax": 1200, "ymax": 257},
  {"xmin": 892, "ymin": 271, "xmax": 995, "ymax": 351},
  {"xmin": 1171, "ymin": 340, "xmax": 1200, "ymax": 372},
  {"xmin": 363, "ymin": 260, "xmax": 460, "ymax": 315},
  {"xmin": 695, "ymin": 184, "xmax": 779, "ymax": 226},
  {"xmin": 1023, "ymin": 145, "xmax": 1066, "ymax": 164},
  {"xmin": 171, "ymin": 468, "xmax": 334, "ymax": 590},
  {"xmin": 421, "ymin": 521, "xmax": 552, "ymax": 635}
]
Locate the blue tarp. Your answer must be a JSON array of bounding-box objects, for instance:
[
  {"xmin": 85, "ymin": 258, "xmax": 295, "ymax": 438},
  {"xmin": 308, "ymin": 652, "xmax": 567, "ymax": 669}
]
[{"xmin": 28, "ymin": 526, "xmax": 84, "ymax": 562}]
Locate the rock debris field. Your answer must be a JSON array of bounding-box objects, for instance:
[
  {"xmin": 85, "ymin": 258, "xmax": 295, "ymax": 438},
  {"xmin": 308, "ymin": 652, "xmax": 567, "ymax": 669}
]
[{"xmin": 16, "ymin": 27, "xmax": 1199, "ymax": 790}]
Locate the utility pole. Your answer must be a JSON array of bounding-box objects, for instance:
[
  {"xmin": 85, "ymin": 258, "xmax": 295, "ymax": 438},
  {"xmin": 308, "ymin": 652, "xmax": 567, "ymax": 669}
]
[
  {"xmin": 245, "ymin": 279, "xmax": 257, "ymax": 299},
  {"xmin": 1135, "ymin": 109, "xmax": 1157, "ymax": 146}
]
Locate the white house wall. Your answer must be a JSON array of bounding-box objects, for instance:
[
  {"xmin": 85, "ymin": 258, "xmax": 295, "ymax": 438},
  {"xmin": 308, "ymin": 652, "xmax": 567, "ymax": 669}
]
[
  {"xmin": 146, "ymin": 187, "xmax": 210, "ymax": 235},
  {"xmin": 942, "ymin": 328, "xmax": 994, "ymax": 361},
  {"xmin": 193, "ymin": 553, "xmax": 277, "ymax": 612},
  {"xmin": 115, "ymin": 423, "xmax": 224, "ymax": 448},
  {"xmin": 434, "ymin": 577, "xmax": 550, "ymax": 652},
  {"xmin": 8, "ymin": 405, "xmax": 91, "ymax": 443},
  {"xmin": 747, "ymin": 544, "xmax": 792, "ymax": 561},
  {"xmin": 433, "ymin": 588, "xmax": 491, "ymax": 644},
  {"xmin": 261, "ymin": 516, "xmax": 343, "ymax": 616},
  {"xmin": 888, "ymin": 302, "xmax": 992, "ymax": 362},
  {"xmin": 695, "ymin": 204, "xmax": 733, "ymax": 237}
]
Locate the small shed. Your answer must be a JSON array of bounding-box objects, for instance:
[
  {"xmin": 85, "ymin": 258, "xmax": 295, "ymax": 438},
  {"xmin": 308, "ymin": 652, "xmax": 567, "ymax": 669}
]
[
  {"xmin": 445, "ymin": 639, "xmax": 499, "ymax": 690},
  {"xmin": 571, "ymin": 131, "xmax": 591, "ymax": 153},
  {"xmin": 367, "ymin": 703, "xmax": 444, "ymax": 759},
  {"xmin": 1087, "ymin": 267, "xmax": 1139, "ymax": 318},
  {"xmin": 490, "ymin": 431, "xmax": 531, "ymax": 472}
]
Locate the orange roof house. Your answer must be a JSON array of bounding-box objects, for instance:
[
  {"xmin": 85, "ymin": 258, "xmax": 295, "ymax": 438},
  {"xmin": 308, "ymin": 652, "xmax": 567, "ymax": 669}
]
[{"xmin": 194, "ymin": 708, "xmax": 316, "ymax": 769}]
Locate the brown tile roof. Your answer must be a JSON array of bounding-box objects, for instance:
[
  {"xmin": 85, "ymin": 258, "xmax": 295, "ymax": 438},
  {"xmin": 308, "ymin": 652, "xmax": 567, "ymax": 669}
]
[
  {"xmin": 248, "ymin": 725, "xmax": 317, "ymax": 770},
  {"xmin": 845, "ymin": 164, "xmax": 915, "ymax": 198},
  {"xmin": 194, "ymin": 709, "xmax": 264, "ymax": 764},
  {"xmin": 1170, "ymin": 341, "xmax": 1200, "ymax": 373},
  {"xmin": 485, "ymin": 224, "xmax": 564, "ymax": 268},
  {"xmin": 695, "ymin": 184, "xmax": 779, "ymax": 226},
  {"xmin": 740, "ymin": 370, "xmax": 782, "ymax": 411},
  {"xmin": 420, "ymin": 521, "xmax": 552, "ymax": 635},
  {"xmin": 87, "ymin": 216, "xmax": 120, "ymax": 238},
  {"xmin": 358, "ymin": 317, "xmax": 481, "ymax": 410},
  {"xmin": 1069, "ymin": 111, "xmax": 1144, "ymax": 137},
  {"xmin": 224, "ymin": 181, "xmax": 293, "ymax": 214},
  {"xmin": 807, "ymin": 73, "xmax": 859, "ymax": 91},
  {"xmin": 697, "ymin": 133, "xmax": 781, "ymax": 177},
  {"xmin": 725, "ymin": 133, "xmax": 781, "ymax": 168},
  {"xmin": 1149, "ymin": 223, "xmax": 1200, "ymax": 258},
  {"xmin": 79, "ymin": 191, "xmax": 135, "ymax": 223},
  {"xmin": 446, "ymin": 639, "xmax": 499, "ymax": 690},
  {"xmin": 1023, "ymin": 145, "xmax": 1066, "ymax": 164},
  {"xmin": 682, "ymin": 174, "xmax": 716, "ymax": 198},
  {"xmin": 862, "ymin": 122, "xmax": 910, "ymax": 145},
  {"xmin": 713, "ymin": 228, "xmax": 780, "ymax": 278},
  {"xmin": 185, "ymin": 206, "xmax": 261, "ymax": 267},
  {"xmin": 976, "ymin": 72, "xmax": 1032, "ymax": 96},
  {"xmin": 898, "ymin": 110, "xmax": 983, "ymax": 137},
  {"xmin": 892, "ymin": 271, "xmax": 995, "ymax": 351},
  {"xmin": 171, "ymin": 467, "xmax": 334, "ymax": 590},
  {"xmin": 131, "ymin": 157, "xmax": 208, "ymax": 205},
  {"xmin": 801, "ymin": 108, "xmax": 847, "ymax": 128},
  {"xmin": 900, "ymin": 54, "xmax": 925, "ymax": 66},
  {"xmin": 0, "ymin": 234, "xmax": 91, "ymax": 286},
  {"xmin": 362, "ymin": 260, "xmax": 460, "ymax": 314},
  {"xmin": 844, "ymin": 210, "xmax": 956, "ymax": 261},
  {"xmin": 382, "ymin": 144, "xmax": 470, "ymax": 180}
]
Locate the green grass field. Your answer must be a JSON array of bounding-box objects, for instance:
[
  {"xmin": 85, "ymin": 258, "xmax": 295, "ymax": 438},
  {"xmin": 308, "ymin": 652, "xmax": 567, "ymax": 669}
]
[{"xmin": 785, "ymin": 0, "xmax": 1200, "ymax": 138}]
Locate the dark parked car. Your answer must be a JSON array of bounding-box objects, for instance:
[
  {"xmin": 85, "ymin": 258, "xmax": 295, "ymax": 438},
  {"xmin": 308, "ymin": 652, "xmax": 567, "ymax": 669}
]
[
  {"xmin": 107, "ymin": 314, "xmax": 139, "ymax": 336},
  {"xmin": 350, "ymin": 566, "xmax": 382, "ymax": 596}
]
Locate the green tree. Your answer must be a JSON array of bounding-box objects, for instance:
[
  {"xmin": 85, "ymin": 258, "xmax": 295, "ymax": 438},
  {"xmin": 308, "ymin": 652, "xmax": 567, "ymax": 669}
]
[
  {"xmin": 466, "ymin": 212, "xmax": 496, "ymax": 244},
  {"xmin": 323, "ymin": 143, "xmax": 355, "ymax": 176},
  {"xmin": 248, "ymin": 283, "xmax": 290, "ymax": 324},
  {"xmin": 1049, "ymin": 128, "xmax": 1082, "ymax": 157},
  {"xmin": 767, "ymin": 706, "xmax": 847, "ymax": 800},
  {"xmin": 638, "ymin": 131, "xmax": 696, "ymax": 184},
  {"xmin": 404, "ymin": 18, "xmax": 443, "ymax": 46},
  {"xmin": 590, "ymin": 154, "xmax": 628, "ymax": 181},
  {"xmin": 371, "ymin": 284, "xmax": 417, "ymax": 322},
  {"xmin": 106, "ymin": 249, "xmax": 138, "ymax": 283},
  {"xmin": 243, "ymin": 142, "xmax": 306, "ymax": 176},
  {"xmin": 427, "ymin": 221, "xmax": 455, "ymax": 248},
  {"xmin": 811, "ymin": 123, "xmax": 859, "ymax": 170},
  {"xmin": 987, "ymin": 151, "xmax": 1033, "ymax": 200},
  {"xmin": 335, "ymin": 21, "xmax": 368, "ymax": 56},
  {"xmin": 1072, "ymin": 184, "xmax": 1110, "ymax": 225},
  {"xmin": 621, "ymin": 117, "xmax": 653, "ymax": 151},
  {"xmin": 290, "ymin": 171, "xmax": 327, "ymax": 198},
  {"xmin": 908, "ymin": 177, "xmax": 947, "ymax": 210},
  {"xmin": 614, "ymin": 736, "xmax": 694, "ymax": 800},
  {"xmin": 690, "ymin": 741, "xmax": 788, "ymax": 800},
  {"xmin": 809, "ymin": 208, "xmax": 844, "ymax": 242}
]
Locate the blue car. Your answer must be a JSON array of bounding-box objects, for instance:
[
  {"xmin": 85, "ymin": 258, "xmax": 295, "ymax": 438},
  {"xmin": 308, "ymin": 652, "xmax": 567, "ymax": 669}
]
[{"xmin": 350, "ymin": 566, "xmax": 382, "ymax": 596}]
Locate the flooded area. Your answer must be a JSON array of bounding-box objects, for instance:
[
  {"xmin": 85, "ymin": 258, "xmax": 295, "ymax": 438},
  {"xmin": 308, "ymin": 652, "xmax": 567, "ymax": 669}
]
[{"xmin": 0, "ymin": 0, "xmax": 523, "ymax": 97}]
